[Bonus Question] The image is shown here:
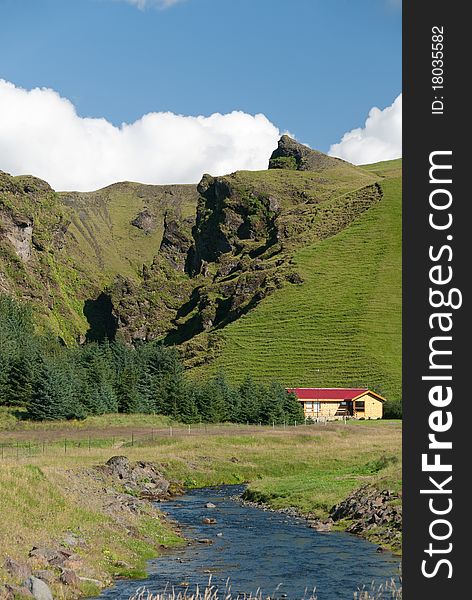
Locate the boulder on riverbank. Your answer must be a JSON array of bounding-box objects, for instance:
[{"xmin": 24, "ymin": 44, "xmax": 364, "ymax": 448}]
[
  {"xmin": 98, "ymin": 456, "xmax": 183, "ymax": 501},
  {"xmin": 24, "ymin": 577, "xmax": 54, "ymax": 600},
  {"xmin": 4, "ymin": 558, "xmax": 31, "ymax": 581},
  {"xmin": 330, "ymin": 485, "xmax": 402, "ymax": 549}
]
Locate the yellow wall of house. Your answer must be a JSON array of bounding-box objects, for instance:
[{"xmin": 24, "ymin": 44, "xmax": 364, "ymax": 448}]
[
  {"xmin": 299, "ymin": 391, "xmax": 384, "ymax": 420},
  {"xmin": 302, "ymin": 402, "xmax": 341, "ymax": 418},
  {"xmin": 354, "ymin": 392, "xmax": 383, "ymax": 419}
]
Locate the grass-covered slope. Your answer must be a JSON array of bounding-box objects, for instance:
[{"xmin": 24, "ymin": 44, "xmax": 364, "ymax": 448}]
[
  {"xmin": 60, "ymin": 182, "xmax": 198, "ymax": 284},
  {"xmin": 0, "ymin": 173, "xmax": 198, "ymax": 342},
  {"xmin": 203, "ymin": 161, "xmax": 401, "ymax": 405}
]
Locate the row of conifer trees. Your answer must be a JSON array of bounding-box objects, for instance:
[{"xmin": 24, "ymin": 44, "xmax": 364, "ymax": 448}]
[{"xmin": 0, "ymin": 295, "xmax": 304, "ymax": 424}]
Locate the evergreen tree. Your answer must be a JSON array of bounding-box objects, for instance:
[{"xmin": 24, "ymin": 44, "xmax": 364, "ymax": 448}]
[
  {"xmin": 116, "ymin": 363, "xmax": 142, "ymax": 413},
  {"xmin": 0, "ymin": 351, "xmax": 10, "ymax": 406},
  {"xmin": 145, "ymin": 345, "xmax": 192, "ymax": 418},
  {"xmin": 0, "ymin": 333, "xmax": 14, "ymax": 406},
  {"xmin": 283, "ymin": 387, "xmax": 305, "ymax": 424},
  {"xmin": 0, "ymin": 295, "xmax": 40, "ymax": 407},
  {"xmin": 260, "ymin": 382, "xmax": 286, "ymax": 425},
  {"xmin": 237, "ymin": 375, "xmax": 262, "ymax": 423},
  {"xmin": 195, "ymin": 374, "xmax": 229, "ymax": 423},
  {"xmin": 135, "ymin": 343, "xmax": 161, "ymax": 413},
  {"xmin": 214, "ymin": 371, "xmax": 239, "ymax": 422},
  {"xmin": 79, "ymin": 343, "xmax": 119, "ymax": 415},
  {"xmin": 166, "ymin": 374, "xmax": 198, "ymax": 423},
  {"xmin": 27, "ymin": 359, "xmax": 83, "ymax": 421},
  {"xmin": 7, "ymin": 352, "xmax": 38, "ymax": 407},
  {"xmin": 110, "ymin": 338, "xmax": 131, "ymax": 376}
]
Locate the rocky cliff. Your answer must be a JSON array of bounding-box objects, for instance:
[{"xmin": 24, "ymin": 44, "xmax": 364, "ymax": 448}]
[{"xmin": 0, "ymin": 137, "xmax": 387, "ymax": 372}]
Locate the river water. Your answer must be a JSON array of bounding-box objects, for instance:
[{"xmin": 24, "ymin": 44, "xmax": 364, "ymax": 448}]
[{"xmin": 96, "ymin": 485, "xmax": 400, "ymax": 600}]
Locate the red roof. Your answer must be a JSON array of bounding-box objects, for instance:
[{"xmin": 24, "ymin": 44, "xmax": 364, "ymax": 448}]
[{"xmin": 287, "ymin": 388, "xmax": 369, "ymax": 401}]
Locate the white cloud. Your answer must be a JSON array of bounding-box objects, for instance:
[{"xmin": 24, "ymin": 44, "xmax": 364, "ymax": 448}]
[
  {"xmin": 329, "ymin": 94, "xmax": 402, "ymax": 165},
  {"xmin": 121, "ymin": 0, "xmax": 186, "ymax": 9},
  {"xmin": 0, "ymin": 79, "xmax": 280, "ymax": 192}
]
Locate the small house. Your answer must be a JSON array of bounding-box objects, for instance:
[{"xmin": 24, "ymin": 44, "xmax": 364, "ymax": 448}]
[{"xmin": 287, "ymin": 388, "xmax": 385, "ymax": 420}]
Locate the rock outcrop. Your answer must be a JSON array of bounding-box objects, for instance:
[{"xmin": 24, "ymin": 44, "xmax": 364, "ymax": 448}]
[
  {"xmin": 160, "ymin": 213, "xmax": 194, "ymax": 271},
  {"xmin": 98, "ymin": 455, "xmax": 182, "ymax": 501},
  {"xmin": 0, "ymin": 211, "xmax": 33, "ymax": 261},
  {"xmin": 269, "ymin": 134, "xmax": 346, "ymax": 171},
  {"xmin": 330, "ymin": 485, "xmax": 402, "ymax": 548},
  {"xmin": 190, "ymin": 174, "xmax": 279, "ymax": 273},
  {"xmin": 131, "ymin": 208, "xmax": 157, "ymax": 234}
]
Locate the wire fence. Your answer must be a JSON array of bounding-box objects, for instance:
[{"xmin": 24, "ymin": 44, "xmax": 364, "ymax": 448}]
[{"xmin": 0, "ymin": 419, "xmax": 342, "ymax": 461}]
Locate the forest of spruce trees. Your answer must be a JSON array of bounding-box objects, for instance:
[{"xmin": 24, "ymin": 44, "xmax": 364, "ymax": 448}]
[{"xmin": 0, "ymin": 295, "xmax": 304, "ymax": 424}]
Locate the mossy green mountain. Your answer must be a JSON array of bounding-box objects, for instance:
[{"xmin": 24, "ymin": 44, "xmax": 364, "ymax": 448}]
[{"xmin": 0, "ymin": 137, "xmax": 401, "ymax": 407}]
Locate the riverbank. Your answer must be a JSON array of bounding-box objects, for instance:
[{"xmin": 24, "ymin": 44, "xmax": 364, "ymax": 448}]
[
  {"xmin": 240, "ymin": 484, "xmax": 402, "ymax": 552},
  {"xmin": 0, "ymin": 459, "xmax": 185, "ymax": 600},
  {"xmin": 103, "ymin": 485, "xmax": 400, "ymax": 600},
  {"xmin": 0, "ymin": 419, "xmax": 401, "ymax": 599}
]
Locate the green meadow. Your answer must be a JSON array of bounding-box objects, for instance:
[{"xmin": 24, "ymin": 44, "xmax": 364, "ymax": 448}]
[{"xmin": 206, "ymin": 162, "xmax": 401, "ymax": 407}]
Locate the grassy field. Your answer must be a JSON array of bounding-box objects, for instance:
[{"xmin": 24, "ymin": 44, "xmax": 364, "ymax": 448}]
[
  {"xmin": 0, "ymin": 417, "xmax": 401, "ymax": 596},
  {"xmin": 0, "ymin": 407, "xmax": 173, "ymax": 433},
  {"xmin": 204, "ymin": 161, "xmax": 401, "ymax": 405},
  {"xmin": 0, "ymin": 420, "xmax": 402, "ymax": 503}
]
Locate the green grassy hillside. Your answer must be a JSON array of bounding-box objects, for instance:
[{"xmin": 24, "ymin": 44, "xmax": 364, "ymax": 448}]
[
  {"xmin": 0, "ymin": 174, "xmax": 198, "ymax": 342},
  {"xmin": 60, "ymin": 182, "xmax": 198, "ymax": 284},
  {"xmin": 1, "ymin": 145, "xmax": 401, "ymax": 410},
  {"xmin": 202, "ymin": 161, "xmax": 401, "ymax": 405}
]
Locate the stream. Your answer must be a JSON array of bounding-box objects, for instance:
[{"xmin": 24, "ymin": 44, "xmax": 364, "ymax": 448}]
[{"xmin": 95, "ymin": 485, "xmax": 400, "ymax": 600}]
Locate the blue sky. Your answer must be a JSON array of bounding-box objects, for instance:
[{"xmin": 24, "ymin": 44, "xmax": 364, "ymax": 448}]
[
  {"xmin": 1, "ymin": 0, "xmax": 400, "ymax": 151},
  {"xmin": 0, "ymin": 0, "xmax": 401, "ymax": 190}
]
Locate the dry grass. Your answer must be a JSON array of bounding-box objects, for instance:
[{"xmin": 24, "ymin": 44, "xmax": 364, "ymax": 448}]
[
  {"xmin": 129, "ymin": 576, "xmax": 403, "ymax": 600},
  {"xmin": 0, "ymin": 422, "xmax": 402, "ymax": 497},
  {"xmin": 354, "ymin": 576, "xmax": 402, "ymax": 599},
  {"xmin": 129, "ymin": 580, "xmax": 319, "ymax": 600},
  {"xmin": 0, "ymin": 463, "xmax": 182, "ymax": 597}
]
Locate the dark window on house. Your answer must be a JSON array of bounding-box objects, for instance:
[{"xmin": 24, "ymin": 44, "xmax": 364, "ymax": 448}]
[{"xmin": 355, "ymin": 401, "xmax": 365, "ymax": 411}]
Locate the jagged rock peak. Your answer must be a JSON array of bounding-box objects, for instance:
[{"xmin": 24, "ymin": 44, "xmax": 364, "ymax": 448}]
[
  {"xmin": 0, "ymin": 171, "xmax": 54, "ymax": 195},
  {"xmin": 269, "ymin": 135, "xmax": 347, "ymax": 172}
]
